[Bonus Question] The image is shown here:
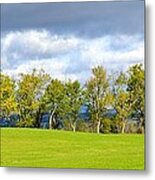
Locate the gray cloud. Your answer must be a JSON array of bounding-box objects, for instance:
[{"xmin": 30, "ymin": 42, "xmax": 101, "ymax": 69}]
[
  {"xmin": 1, "ymin": 1, "xmax": 144, "ymax": 37},
  {"xmin": 1, "ymin": 1, "xmax": 144, "ymax": 82}
]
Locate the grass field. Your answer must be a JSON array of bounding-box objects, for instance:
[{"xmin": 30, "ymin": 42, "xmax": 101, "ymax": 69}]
[{"xmin": 0, "ymin": 128, "xmax": 144, "ymax": 169}]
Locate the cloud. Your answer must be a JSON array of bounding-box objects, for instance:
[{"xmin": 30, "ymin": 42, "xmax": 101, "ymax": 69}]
[
  {"xmin": 1, "ymin": 1, "xmax": 144, "ymax": 37},
  {"xmin": 1, "ymin": 29, "xmax": 144, "ymax": 82},
  {"xmin": 1, "ymin": 30, "xmax": 79, "ymax": 66}
]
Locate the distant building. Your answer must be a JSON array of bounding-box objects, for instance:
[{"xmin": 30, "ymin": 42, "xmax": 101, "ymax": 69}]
[
  {"xmin": 39, "ymin": 113, "xmax": 63, "ymax": 129},
  {"xmin": 0, "ymin": 114, "xmax": 20, "ymax": 127}
]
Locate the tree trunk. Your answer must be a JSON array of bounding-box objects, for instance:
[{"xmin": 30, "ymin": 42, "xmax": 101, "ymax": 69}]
[
  {"xmin": 71, "ymin": 122, "xmax": 76, "ymax": 132},
  {"xmin": 49, "ymin": 106, "xmax": 57, "ymax": 129},
  {"xmin": 97, "ymin": 120, "xmax": 100, "ymax": 134},
  {"xmin": 121, "ymin": 121, "xmax": 126, "ymax": 134},
  {"xmin": 49, "ymin": 114, "xmax": 53, "ymax": 129},
  {"xmin": 36, "ymin": 107, "xmax": 41, "ymax": 128},
  {"xmin": 138, "ymin": 118, "xmax": 144, "ymax": 133},
  {"xmin": 72, "ymin": 125, "xmax": 76, "ymax": 132},
  {"xmin": 139, "ymin": 117, "xmax": 144, "ymax": 128}
]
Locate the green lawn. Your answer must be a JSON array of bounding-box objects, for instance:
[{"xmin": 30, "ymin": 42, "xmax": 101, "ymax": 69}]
[{"xmin": 0, "ymin": 128, "xmax": 144, "ymax": 169}]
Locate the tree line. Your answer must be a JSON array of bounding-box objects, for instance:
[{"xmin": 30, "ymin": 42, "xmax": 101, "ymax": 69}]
[{"xmin": 0, "ymin": 64, "xmax": 144, "ymax": 134}]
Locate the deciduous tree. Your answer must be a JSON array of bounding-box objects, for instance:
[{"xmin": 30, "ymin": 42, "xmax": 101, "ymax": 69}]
[
  {"xmin": 86, "ymin": 66, "xmax": 111, "ymax": 134},
  {"xmin": 0, "ymin": 74, "xmax": 17, "ymax": 117},
  {"xmin": 127, "ymin": 64, "xmax": 145, "ymax": 131},
  {"xmin": 16, "ymin": 69, "xmax": 50, "ymax": 127},
  {"xmin": 41, "ymin": 79, "xmax": 65, "ymax": 129},
  {"xmin": 64, "ymin": 80, "xmax": 85, "ymax": 132},
  {"xmin": 112, "ymin": 72, "xmax": 132, "ymax": 133}
]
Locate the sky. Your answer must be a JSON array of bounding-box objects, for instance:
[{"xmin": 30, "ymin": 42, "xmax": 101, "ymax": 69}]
[{"xmin": 1, "ymin": 0, "xmax": 144, "ymax": 82}]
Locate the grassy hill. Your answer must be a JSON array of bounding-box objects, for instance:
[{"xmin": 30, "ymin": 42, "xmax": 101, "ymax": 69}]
[{"xmin": 0, "ymin": 128, "xmax": 144, "ymax": 169}]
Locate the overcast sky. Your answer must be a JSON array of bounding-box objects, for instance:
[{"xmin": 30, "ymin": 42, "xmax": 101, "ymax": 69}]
[{"xmin": 1, "ymin": 1, "xmax": 144, "ymax": 82}]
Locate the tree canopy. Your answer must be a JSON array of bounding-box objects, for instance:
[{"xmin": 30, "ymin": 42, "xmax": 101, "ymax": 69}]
[{"xmin": 0, "ymin": 64, "xmax": 145, "ymax": 134}]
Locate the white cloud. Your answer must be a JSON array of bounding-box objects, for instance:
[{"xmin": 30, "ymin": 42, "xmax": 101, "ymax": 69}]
[
  {"xmin": 1, "ymin": 29, "xmax": 144, "ymax": 82},
  {"xmin": 82, "ymin": 35, "xmax": 144, "ymax": 66}
]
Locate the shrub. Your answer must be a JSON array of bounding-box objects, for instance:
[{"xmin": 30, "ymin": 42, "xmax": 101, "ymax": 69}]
[
  {"xmin": 76, "ymin": 119, "xmax": 95, "ymax": 133},
  {"xmin": 100, "ymin": 118, "xmax": 112, "ymax": 133},
  {"xmin": 136, "ymin": 127, "xmax": 144, "ymax": 134},
  {"xmin": 125, "ymin": 122, "xmax": 137, "ymax": 133},
  {"xmin": 16, "ymin": 118, "xmax": 35, "ymax": 128},
  {"xmin": 63, "ymin": 119, "xmax": 72, "ymax": 131}
]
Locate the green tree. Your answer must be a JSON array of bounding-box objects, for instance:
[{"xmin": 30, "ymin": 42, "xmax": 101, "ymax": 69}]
[
  {"xmin": 112, "ymin": 72, "xmax": 132, "ymax": 133},
  {"xmin": 41, "ymin": 79, "xmax": 65, "ymax": 129},
  {"xmin": 16, "ymin": 69, "xmax": 50, "ymax": 127},
  {"xmin": 86, "ymin": 66, "xmax": 112, "ymax": 134},
  {"xmin": 64, "ymin": 80, "xmax": 85, "ymax": 132},
  {"xmin": 127, "ymin": 64, "xmax": 145, "ymax": 131},
  {"xmin": 0, "ymin": 73, "xmax": 17, "ymax": 117}
]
